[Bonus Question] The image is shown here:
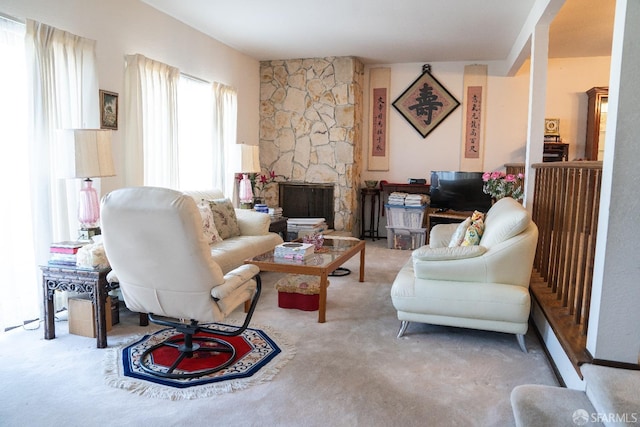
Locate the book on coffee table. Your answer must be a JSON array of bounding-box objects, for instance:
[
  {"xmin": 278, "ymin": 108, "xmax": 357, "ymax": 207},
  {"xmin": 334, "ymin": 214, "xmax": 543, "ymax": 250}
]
[{"xmin": 274, "ymin": 242, "xmax": 315, "ymax": 260}]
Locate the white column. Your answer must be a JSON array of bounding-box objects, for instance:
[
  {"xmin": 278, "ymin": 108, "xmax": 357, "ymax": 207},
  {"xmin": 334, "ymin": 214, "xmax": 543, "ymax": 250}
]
[
  {"xmin": 587, "ymin": 0, "xmax": 640, "ymax": 365},
  {"xmin": 523, "ymin": 24, "xmax": 548, "ymax": 210}
]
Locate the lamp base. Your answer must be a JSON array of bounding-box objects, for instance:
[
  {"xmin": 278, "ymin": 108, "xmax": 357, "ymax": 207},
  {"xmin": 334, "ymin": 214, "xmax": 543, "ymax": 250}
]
[{"xmin": 78, "ymin": 227, "xmax": 101, "ymax": 242}]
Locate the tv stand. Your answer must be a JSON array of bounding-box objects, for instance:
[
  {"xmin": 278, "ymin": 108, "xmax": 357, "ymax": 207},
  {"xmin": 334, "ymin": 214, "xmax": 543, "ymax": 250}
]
[{"xmin": 427, "ymin": 208, "xmax": 473, "ymax": 234}]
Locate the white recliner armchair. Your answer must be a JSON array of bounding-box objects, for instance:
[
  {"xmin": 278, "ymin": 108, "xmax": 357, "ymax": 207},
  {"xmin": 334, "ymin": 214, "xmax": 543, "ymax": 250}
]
[
  {"xmin": 390, "ymin": 197, "xmax": 538, "ymax": 351},
  {"xmin": 101, "ymin": 186, "xmax": 262, "ymax": 378}
]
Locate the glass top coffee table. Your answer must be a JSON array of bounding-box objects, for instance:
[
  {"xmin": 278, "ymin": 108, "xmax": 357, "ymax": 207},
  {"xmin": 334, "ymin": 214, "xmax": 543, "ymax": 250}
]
[{"xmin": 245, "ymin": 236, "xmax": 365, "ymax": 323}]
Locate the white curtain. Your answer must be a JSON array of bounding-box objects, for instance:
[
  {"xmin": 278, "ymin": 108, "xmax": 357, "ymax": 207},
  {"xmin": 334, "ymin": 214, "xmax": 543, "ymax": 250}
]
[
  {"xmin": 26, "ymin": 20, "xmax": 99, "ymax": 243},
  {"xmin": 0, "ymin": 18, "xmax": 97, "ymax": 331},
  {"xmin": 124, "ymin": 54, "xmax": 179, "ymax": 188},
  {"xmin": 0, "ymin": 16, "xmax": 38, "ymax": 331},
  {"xmin": 212, "ymin": 82, "xmax": 239, "ymax": 199}
]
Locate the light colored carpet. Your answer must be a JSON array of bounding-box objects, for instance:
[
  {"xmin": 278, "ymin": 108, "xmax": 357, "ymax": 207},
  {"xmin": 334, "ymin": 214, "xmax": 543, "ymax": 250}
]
[{"xmin": 0, "ymin": 239, "xmax": 559, "ymax": 427}]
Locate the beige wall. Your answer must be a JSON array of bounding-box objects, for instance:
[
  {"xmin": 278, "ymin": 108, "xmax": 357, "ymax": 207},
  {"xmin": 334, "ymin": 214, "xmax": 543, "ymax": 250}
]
[
  {"xmin": 1, "ymin": 0, "xmax": 261, "ymax": 195},
  {"xmin": 362, "ymin": 57, "xmax": 610, "ymax": 185},
  {"xmin": 1, "ymin": 0, "xmax": 611, "ymax": 199}
]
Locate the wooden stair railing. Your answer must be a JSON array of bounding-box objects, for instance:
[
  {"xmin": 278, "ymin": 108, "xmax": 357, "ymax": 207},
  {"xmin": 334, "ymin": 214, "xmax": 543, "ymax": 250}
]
[{"xmin": 529, "ymin": 161, "xmax": 603, "ymax": 375}]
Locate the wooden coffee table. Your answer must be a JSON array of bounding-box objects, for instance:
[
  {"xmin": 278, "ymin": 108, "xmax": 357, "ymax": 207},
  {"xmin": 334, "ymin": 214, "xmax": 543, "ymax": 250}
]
[{"xmin": 245, "ymin": 236, "xmax": 365, "ymax": 323}]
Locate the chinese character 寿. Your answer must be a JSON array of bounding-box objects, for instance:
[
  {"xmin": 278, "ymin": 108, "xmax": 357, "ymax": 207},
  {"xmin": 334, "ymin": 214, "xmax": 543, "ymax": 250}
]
[{"xmin": 408, "ymin": 83, "xmax": 443, "ymax": 125}]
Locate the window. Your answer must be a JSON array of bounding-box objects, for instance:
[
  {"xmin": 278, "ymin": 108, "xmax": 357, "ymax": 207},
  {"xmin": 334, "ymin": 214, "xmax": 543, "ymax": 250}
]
[
  {"xmin": 124, "ymin": 54, "xmax": 239, "ymax": 194},
  {"xmin": 177, "ymin": 75, "xmax": 214, "ymax": 190}
]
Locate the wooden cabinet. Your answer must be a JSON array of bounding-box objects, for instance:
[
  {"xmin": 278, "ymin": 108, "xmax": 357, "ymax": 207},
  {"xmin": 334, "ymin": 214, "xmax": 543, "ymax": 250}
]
[
  {"xmin": 543, "ymin": 143, "xmax": 569, "ymax": 162},
  {"xmin": 585, "ymin": 87, "xmax": 608, "ymax": 161}
]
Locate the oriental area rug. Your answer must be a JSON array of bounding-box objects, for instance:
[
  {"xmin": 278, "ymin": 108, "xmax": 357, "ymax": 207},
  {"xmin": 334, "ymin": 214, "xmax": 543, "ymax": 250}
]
[{"xmin": 104, "ymin": 323, "xmax": 294, "ymax": 400}]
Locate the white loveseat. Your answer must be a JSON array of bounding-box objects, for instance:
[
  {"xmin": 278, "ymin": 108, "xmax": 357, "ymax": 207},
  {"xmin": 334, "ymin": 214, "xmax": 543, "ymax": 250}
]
[
  {"xmin": 390, "ymin": 197, "xmax": 538, "ymax": 351},
  {"xmin": 106, "ymin": 188, "xmax": 283, "ymax": 284},
  {"xmin": 183, "ymin": 189, "xmax": 284, "ymax": 273}
]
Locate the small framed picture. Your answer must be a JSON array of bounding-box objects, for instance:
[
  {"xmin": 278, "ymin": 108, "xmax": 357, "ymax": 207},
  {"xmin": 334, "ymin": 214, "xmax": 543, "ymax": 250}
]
[
  {"xmin": 544, "ymin": 118, "xmax": 560, "ymax": 136},
  {"xmin": 100, "ymin": 90, "xmax": 118, "ymax": 130}
]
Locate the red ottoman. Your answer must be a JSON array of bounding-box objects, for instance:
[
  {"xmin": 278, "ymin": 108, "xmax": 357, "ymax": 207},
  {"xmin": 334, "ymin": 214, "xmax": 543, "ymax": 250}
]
[{"xmin": 275, "ymin": 275, "xmax": 328, "ymax": 311}]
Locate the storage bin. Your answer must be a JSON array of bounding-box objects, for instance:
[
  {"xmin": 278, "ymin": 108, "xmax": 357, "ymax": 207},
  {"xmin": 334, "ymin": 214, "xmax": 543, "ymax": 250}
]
[
  {"xmin": 68, "ymin": 295, "xmax": 113, "ymax": 338},
  {"xmin": 386, "ymin": 227, "xmax": 427, "ymax": 250},
  {"xmin": 385, "ymin": 204, "xmax": 427, "ymax": 228}
]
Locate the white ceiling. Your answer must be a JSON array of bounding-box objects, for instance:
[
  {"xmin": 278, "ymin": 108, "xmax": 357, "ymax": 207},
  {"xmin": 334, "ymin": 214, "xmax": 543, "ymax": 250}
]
[{"xmin": 142, "ymin": 0, "xmax": 614, "ymax": 66}]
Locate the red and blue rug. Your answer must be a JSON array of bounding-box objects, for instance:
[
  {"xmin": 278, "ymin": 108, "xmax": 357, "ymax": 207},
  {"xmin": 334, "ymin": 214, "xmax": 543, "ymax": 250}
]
[{"xmin": 104, "ymin": 323, "xmax": 294, "ymax": 400}]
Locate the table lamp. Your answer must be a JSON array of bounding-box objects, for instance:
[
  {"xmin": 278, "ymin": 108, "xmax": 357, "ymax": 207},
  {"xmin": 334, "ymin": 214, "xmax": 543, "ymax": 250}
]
[
  {"xmin": 59, "ymin": 129, "xmax": 115, "ymax": 239},
  {"xmin": 238, "ymin": 143, "xmax": 260, "ymax": 207}
]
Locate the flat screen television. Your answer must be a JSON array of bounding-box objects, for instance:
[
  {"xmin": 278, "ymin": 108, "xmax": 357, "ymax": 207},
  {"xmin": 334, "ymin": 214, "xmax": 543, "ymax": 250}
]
[{"xmin": 429, "ymin": 171, "xmax": 492, "ymax": 212}]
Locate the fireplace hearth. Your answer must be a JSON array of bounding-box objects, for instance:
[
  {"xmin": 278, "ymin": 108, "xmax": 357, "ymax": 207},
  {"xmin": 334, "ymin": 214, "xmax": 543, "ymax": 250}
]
[{"xmin": 279, "ymin": 183, "xmax": 334, "ymax": 229}]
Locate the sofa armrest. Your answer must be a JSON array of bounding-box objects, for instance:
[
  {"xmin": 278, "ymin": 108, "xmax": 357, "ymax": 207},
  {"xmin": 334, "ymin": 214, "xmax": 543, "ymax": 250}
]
[
  {"xmin": 211, "ymin": 264, "xmax": 260, "ymax": 300},
  {"xmin": 235, "ymin": 209, "xmax": 271, "ymax": 235},
  {"xmin": 413, "ymin": 245, "xmax": 487, "ymax": 261},
  {"xmin": 414, "ymin": 225, "xmax": 537, "ymax": 286},
  {"xmin": 413, "ymin": 255, "xmax": 490, "ymax": 283},
  {"xmin": 429, "ymin": 223, "xmax": 459, "ymax": 248}
]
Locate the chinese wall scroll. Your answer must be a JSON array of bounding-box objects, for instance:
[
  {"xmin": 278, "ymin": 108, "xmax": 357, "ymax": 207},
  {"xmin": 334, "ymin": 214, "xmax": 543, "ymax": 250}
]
[
  {"xmin": 460, "ymin": 64, "xmax": 487, "ymax": 171},
  {"xmin": 368, "ymin": 67, "xmax": 390, "ymax": 171}
]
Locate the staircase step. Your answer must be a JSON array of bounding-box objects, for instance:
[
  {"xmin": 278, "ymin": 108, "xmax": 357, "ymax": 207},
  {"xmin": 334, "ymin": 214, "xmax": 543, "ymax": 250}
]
[
  {"xmin": 511, "ymin": 384, "xmax": 602, "ymax": 427},
  {"xmin": 582, "ymin": 364, "xmax": 640, "ymax": 426}
]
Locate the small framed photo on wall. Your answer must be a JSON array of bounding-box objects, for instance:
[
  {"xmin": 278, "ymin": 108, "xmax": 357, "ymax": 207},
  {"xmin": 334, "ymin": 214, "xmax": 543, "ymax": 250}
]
[{"xmin": 100, "ymin": 90, "xmax": 118, "ymax": 130}]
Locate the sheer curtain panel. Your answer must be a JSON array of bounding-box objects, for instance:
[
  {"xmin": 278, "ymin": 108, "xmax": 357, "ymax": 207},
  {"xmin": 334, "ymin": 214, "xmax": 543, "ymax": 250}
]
[
  {"xmin": 0, "ymin": 18, "xmax": 98, "ymax": 330},
  {"xmin": 27, "ymin": 20, "xmax": 99, "ymax": 245},
  {"xmin": 124, "ymin": 54, "xmax": 179, "ymax": 188},
  {"xmin": 0, "ymin": 16, "xmax": 38, "ymax": 331},
  {"xmin": 212, "ymin": 82, "xmax": 239, "ymax": 199}
]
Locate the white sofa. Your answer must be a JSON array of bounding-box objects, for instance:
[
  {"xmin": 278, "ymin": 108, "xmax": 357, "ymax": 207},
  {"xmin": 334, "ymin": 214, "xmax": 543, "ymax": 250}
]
[
  {"xmin": 106, "ymin": 188, "xmax": 283, "ymax": 284},
  {"xmin": 183, "ymin": 189, "xmax": 284, "ymax": 273},
  {"xmin": 390, "ymin": 197, "xmax": 538, "ymax": 351}
]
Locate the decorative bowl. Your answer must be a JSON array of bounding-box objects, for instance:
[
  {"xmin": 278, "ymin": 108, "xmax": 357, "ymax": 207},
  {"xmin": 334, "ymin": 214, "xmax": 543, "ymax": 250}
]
[{"xmin": 364, "ymin": 180, "xmax": 379, "ymax": 189}]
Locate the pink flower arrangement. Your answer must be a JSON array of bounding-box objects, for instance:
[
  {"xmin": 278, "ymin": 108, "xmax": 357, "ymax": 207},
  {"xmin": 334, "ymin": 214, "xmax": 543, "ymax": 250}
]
[
  {"xmin": 235, "ymin": 170, "xmax": 287, "ymax": 198},
  {"xmin": 482, "ymin": 171, "xmax": 525, "ymax": 201}
]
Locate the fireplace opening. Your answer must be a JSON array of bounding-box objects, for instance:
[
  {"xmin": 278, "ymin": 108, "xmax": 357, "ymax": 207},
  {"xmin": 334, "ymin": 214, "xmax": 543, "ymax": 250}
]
[{"xmin": 279, "ymin": 183, "xmax": 334, "ymax": 229}]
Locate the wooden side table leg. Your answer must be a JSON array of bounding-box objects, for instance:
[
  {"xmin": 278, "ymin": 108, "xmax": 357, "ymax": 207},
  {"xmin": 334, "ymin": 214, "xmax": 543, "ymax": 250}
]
[
  {"xmin": 94, "ymin": 281, "xmax": 108, "ymax": 348},
  {"xmin": 360, "ymin": 192, "xmax": 365, "ymax": 239},
  {"xmin": 359, "ymin": 245, "xmax": 366, "ymax": 282},
  {"xmin": 139, "ymin": 313, "xmax": 149, "ymax": 326},
  {"xmin": 43, "ymin": 277, "xmax": 55, "ymax": 340},
  {"xmin": 318, "ymin": 273, "xmax": 328, "ymax": 323}
]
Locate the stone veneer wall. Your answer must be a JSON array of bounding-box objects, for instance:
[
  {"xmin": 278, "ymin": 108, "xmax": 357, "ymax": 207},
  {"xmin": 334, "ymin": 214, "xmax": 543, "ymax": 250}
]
[{"xmin": 259, "ymin": 56, "xmax": 364, "ymax": 232}]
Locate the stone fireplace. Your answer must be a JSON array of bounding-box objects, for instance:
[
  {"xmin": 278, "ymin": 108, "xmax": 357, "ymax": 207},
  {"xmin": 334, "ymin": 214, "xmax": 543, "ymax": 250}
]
[{"xmin": 258, "ymin": 56, "xmax": 364, "ymax": 232}]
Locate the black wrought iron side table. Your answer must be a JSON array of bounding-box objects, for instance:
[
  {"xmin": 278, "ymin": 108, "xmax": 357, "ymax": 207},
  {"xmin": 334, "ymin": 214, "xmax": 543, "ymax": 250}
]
[{"xmin": 360, "ymin": 187, "xmax": 380, "ymax": 241}]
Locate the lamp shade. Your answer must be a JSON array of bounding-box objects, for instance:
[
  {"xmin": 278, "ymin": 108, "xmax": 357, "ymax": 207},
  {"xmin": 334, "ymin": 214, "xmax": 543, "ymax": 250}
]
[
  {"xmin": 59, "ymin": 129, "xmax": 115, "ymax": 178},
  {"xmin": 240, "ymin": 143, "xmax": 260, "ymax": 173}
]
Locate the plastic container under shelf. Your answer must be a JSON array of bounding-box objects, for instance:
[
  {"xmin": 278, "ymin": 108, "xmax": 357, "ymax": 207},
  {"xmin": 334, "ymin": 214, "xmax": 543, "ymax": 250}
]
[
  {"xmin": 385, "ymin": 204, "xmax": 426, "ymax": 228},
  {"xmin": 386, "ymin": 226, "xmax": 426, "ymax": 250}
]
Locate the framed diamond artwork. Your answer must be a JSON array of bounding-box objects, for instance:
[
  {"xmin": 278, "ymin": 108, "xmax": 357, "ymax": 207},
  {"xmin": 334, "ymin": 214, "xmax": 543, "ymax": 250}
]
[{"xmin": 392, "ymin": 65, "xmax": 460, "ymax": 138}]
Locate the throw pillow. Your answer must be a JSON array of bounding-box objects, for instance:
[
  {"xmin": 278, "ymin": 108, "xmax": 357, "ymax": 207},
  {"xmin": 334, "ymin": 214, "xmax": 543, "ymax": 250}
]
[
  {"xmin": 460, "ymin": 211, "xmax": 486, "ymax": 246},
  {"xmin": 461, "ymin": 218, "xmax": 484, "ymax": 246},
  {"xmin": 448, "ymin": 217, "xmax": 472, "ymax": 247},
  {"xmin": 197, "ymin": 201, "xmax": 222, "ymax": 244},
  {"xmin": 208, "ymin": 198, "xmax": 241, "ymax": 239}
]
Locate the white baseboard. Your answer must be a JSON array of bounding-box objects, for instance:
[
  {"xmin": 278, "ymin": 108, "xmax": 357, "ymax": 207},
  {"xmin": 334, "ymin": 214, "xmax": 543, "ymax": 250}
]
[{"xmin": 531, "ymin": 299, "xmax": 586, "ymax": 391}]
